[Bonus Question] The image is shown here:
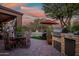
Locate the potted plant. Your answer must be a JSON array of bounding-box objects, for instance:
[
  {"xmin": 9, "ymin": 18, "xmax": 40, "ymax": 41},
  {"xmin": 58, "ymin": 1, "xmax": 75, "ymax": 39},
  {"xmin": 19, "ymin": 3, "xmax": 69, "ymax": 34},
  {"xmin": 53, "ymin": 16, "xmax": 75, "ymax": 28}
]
[
  {"xmin": 46, "ymin": 26, "xmax": 53, "ymax": 45},
  {"xmin": 16, "ymin": 26, "xmax": 25, "ymax": 38},
  {"xmin": 15, "ymin": 26, "xmax": 31, "ymax": 48},
  {"xmin": 15, "ymin": 26, "xmax": 25, "ymax": 47}
]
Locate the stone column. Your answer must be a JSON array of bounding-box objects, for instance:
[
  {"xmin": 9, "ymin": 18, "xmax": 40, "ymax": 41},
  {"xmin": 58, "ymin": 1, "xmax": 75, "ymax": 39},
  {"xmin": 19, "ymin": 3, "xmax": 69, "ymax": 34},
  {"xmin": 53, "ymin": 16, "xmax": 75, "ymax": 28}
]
[
  {"xmin": 61, "ymin": 33, "xmax": 65, "ymax": 55},
  {"xmin": 52, "ymin": 34, "xmax": 54, "ymax": 47},
  {"xmin": 16, "ymin": 15, "xmax": 22, "ymax": 26},
  {"xmin": 75, "ymin": 36, "xmax": 79, "ymax": 56}
]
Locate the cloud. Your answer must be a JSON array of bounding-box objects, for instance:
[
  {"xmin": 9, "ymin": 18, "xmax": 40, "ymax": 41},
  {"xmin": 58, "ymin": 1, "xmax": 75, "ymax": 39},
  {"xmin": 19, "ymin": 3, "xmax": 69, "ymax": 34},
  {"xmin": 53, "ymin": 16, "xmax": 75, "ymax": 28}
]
[
  {"xmin": 21, "ymin": 6, "xmax": 46, "ymax": 25},
  {"xmin": 22, "ymin": 14, "xmax": 36, "ymax": 25},
  {"xmin": 2, "ymin": 3, "xmax": 24, "ymax": 8},
  {"xmin": 21, "ymin": 6, "xmax": 46, "ymax": 18}
]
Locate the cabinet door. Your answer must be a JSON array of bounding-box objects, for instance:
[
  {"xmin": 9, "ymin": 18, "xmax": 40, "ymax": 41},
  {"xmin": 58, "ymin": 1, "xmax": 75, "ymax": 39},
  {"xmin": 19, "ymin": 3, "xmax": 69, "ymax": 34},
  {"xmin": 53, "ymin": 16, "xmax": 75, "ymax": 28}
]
[{"xmin": 65, "ymin": 38, "xmax": 75, "ymax": 56}]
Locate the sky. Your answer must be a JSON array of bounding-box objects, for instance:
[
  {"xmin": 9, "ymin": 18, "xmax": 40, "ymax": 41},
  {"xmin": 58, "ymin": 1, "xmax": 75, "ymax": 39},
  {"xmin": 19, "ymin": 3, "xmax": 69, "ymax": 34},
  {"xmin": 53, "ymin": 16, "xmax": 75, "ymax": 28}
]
[{"xmin": 1, "ymin": 3, "xmax": 46, "ymax": 25}]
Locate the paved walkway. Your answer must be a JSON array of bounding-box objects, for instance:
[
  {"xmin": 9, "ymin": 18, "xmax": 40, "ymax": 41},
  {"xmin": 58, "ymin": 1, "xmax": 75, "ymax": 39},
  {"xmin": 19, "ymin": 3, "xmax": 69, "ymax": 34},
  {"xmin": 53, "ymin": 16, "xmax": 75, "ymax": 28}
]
[{"xmin": 1, "ymin": 38, "xmax": 62, "ymax": 56}]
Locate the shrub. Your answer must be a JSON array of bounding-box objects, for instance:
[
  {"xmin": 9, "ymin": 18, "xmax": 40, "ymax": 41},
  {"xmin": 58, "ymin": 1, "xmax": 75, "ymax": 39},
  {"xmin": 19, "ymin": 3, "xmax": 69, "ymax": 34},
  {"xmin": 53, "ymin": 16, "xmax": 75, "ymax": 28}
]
[
  {"xmin": 16, "ymin": 26, "xmax": 25, "ymax": 32},
  {"xmin": 31, "ymin": 36, "xmax": 42, "ymax": 40},
  {"xmin": 16, "ymin": 26, "xmax": 26, "ymax": 38},
  {"xmin": 71, "ymin": 24, "xmax": 79, "ymax": 32}
]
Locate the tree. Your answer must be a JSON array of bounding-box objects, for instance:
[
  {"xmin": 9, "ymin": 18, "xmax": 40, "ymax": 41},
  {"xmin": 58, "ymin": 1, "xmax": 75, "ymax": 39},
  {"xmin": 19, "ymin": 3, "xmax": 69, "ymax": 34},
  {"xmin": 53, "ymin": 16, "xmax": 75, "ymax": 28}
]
[
  {"xmin": 43, "ymin": 3, "xmax": 79, "ymax": 31},
  {"xmin": 30, "ymin": 18, "xmax": 47, "ymax": 32}
]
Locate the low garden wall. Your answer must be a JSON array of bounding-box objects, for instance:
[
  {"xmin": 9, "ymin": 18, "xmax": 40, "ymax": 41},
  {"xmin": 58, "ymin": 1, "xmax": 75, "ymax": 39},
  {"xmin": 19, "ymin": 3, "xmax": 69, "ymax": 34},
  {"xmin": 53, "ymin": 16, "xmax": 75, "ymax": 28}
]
[{"xmin": 0, "ymin": 31, "xmax": 31, "ymax": 51}]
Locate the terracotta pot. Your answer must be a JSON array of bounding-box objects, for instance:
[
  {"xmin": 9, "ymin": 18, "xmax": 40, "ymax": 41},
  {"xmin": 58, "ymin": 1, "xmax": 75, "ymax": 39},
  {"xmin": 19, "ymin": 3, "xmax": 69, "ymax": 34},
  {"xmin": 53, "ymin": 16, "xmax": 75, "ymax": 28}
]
[
  {"xmin": 47, "ymin": 34, "xmax": 52, "ymax": 45},
  {"xmin": 47, "ymin": 39, "xmax": 52, "ymax": 45}
]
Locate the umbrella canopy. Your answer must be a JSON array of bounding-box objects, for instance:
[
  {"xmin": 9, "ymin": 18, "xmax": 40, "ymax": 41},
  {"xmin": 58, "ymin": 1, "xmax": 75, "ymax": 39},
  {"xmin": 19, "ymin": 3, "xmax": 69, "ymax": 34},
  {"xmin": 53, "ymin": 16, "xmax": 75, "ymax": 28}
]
[{"xmin": 40, "ymin": 20, "xmax": 58, "ymax": 25}]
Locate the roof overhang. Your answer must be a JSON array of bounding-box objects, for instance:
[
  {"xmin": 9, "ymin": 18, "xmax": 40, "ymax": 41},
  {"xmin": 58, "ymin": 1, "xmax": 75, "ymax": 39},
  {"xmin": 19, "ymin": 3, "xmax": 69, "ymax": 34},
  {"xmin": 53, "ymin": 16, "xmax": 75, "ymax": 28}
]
[
  {"xmin": 0, "ymin": 5, "xmax": 23, "ymax": 23},
  {"xmin": 0, "ymin": 13, "xmax": 16, "ymax": 23},
  {"xmin": 0, "ymin": 5, "xmax": 23, "ymax": 15}
]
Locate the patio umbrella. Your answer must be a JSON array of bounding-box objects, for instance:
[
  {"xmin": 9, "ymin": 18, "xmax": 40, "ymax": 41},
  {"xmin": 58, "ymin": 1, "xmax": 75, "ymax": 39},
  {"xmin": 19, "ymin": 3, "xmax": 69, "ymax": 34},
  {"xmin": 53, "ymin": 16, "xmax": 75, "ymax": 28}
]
[
  {"xmin": 40, "ymin": 20, "xmax": 58, "ymax": 25},
  {"xmin": 40, "ymin": 19, "xmax": 59, "ymax": 45}
]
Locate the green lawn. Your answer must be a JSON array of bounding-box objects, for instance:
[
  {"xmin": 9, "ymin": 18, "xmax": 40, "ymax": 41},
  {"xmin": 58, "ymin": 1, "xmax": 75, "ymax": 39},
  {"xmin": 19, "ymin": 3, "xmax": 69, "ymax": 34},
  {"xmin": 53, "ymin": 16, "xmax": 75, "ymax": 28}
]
[
  {"xmin": 31, "ymin": 35, "xmax": 47, "ymax": 40},
  {"xmin": 31, "ymin": 36, "xmax": 42, "ymax": 40}
]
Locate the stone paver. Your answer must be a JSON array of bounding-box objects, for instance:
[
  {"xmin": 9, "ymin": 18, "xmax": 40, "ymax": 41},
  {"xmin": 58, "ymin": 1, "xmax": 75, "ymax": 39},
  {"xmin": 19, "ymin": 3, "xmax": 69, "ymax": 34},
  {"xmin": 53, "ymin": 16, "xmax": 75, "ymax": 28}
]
[{"xmin": 1, "ymin": 38, "xmax": 62, "ymax": 56}]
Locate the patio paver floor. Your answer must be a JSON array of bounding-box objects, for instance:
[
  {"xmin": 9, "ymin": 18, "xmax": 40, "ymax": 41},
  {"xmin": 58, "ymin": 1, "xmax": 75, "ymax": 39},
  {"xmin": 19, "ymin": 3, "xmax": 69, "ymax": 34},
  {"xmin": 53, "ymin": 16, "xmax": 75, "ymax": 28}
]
[{"xmin": 1, "ymin": 38, "xmax": 62, "ymax": 56}]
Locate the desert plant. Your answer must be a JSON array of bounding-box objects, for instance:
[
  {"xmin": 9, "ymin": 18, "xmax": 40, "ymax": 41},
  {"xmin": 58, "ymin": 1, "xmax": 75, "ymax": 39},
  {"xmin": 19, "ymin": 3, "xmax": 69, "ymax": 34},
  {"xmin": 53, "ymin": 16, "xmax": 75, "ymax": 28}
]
[{"xmin": 46, "ymin": 26, "xmax": 53, "ymax": 44}]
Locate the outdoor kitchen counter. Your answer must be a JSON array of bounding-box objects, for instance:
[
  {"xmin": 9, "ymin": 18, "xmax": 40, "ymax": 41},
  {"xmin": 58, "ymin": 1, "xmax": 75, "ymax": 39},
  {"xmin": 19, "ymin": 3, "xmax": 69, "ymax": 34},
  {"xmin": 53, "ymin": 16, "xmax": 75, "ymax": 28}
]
[
  {"xmin": 62, "ymin": 33, "xmax": 79, "ymax": 40},
  {"xmin": 61, "ymin": 33, "xmax": 79, "ymax": 56}
]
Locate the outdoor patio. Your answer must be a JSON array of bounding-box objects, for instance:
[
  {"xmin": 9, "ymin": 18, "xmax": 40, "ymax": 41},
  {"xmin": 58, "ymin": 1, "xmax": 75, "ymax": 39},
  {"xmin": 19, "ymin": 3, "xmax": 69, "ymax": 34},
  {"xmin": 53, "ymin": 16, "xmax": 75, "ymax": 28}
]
[
  {"xmin": 0, "ymin": 38, "xmax": 61, "ymax": 56},
  {"xmin": 0, "ymin": 3, "xmax": 79, "ymax": 56}
]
